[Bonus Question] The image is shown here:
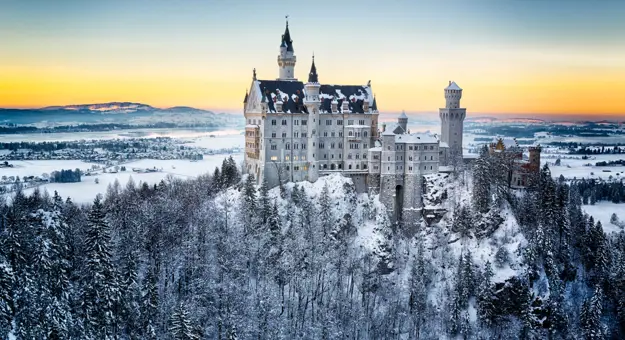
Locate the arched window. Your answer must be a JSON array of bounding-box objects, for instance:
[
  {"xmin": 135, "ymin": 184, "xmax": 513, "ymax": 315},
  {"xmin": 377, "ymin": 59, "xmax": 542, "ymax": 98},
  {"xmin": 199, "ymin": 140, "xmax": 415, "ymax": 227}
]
[
  {"xmin": 286, "ymin": 143, "xmax": 290, "ymax": 150},
  {"xmin": 349, "ymin": 164, "xmax": 352, "ymax": 169},
  {"xmin": 349, "ymin": 131, "xmax": 353, "ymax": 137}
]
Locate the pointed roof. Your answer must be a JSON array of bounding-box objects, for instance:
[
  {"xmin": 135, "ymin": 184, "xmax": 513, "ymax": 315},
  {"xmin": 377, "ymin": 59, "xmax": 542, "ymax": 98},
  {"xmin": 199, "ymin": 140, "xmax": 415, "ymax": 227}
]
[
  {"xmin": 398, "ymin": 110, "xmax": 408, "ymax": 119},
  {"xmin": 445, "ymin": 81, "xmax": 462, "ymax": 91},
  {"xmin": 308, "ymin": 55, "xmax": 318, "ymax": 83},
  {"xmin": 281, "ymin": 20, "xmax": 294, "ymax": 52},
  {"xmin": 243, "ymin": 90, "xmax": 248, "ymax": 103}
]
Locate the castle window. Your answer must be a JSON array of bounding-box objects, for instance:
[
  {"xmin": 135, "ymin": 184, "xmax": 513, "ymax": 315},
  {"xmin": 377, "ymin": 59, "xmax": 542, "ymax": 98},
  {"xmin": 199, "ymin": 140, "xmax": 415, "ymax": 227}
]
[
  {"xmin": 356, "ymin": 164, "xmax": 359, "ymax": 169},
  {"xmin": 286, "ymin": 143, "xmax": 290, "ymax": 150},
  {"xmin": 302, "ymin": 120, "xmax": 307, "ymax": 125},
  {"xmin": 348, "ymin": 120, "xmax": 354, "ymax": 125},
  {"xmin": 337, "ymin": 120, "xmax": 343, "ymax": 125},
  {"xmin": 271, "ymin": 120, "xmax": 276, "ymax": 126},
  {"xmin": 356, "ymin": 154, "xmax": 360, "ymax": 159},
  {"xmin": 294, "ymin": 166, "xmax": 299, "ymax": 171},
  {"xmin": 363, "ymin": 153, "xmax": 367, "ymax": 159},
  {"xmin": 388, "ymin": 167, "xmax": 390, "ymax": 171},
  {"xmin": 324, "ymin": 132, "xmax": 328, "ymax": 137},
  {"xmin": 348, "ymin": 154, "xmax": 352, "ymax": 159},
  {"xmin": 359, "ymin": 120, "xmax": 365, "ymax": 125},
  {"xmin": 286, "ymin": 166, "xmax": 290, "ymax": 170},
  {"xmin": 302, "ymin": 156, "xmax": 306, "ymax": 160},
  {"xmin": 339, "ymin": 132, "xmax": 343, "ymax": 137},
  {"xmin": 248, "ymin": 119, "xmax": 251, "ymax": 124},
  {"xmin": 387, "ymin": 146, "xmax": 390, "ymax": 150},
  {"xmin": 331, "ymin": 132, "xmax": 335, "ymax": 137},
  {"xmin": 409, "ymin": 146, "xmax": 413, "ymax": 150},
  {"xmin": 388, "ymin": 157, "xmax": 390, "ymax": 161},
  {"xmin": 282, "ymin": 120, "xmax": 287, "ymax": 125},
  {"xmin": 319, "ymin": 143, "xmax": 324, "ymax": 149},
  {"xmin": 302, "ymin": 144, "xmax": 306, "ymax": 149},
  {"xmin": 339, "ymin": 154, "xmax": 342, "ymax": 159},
  {"xmin": 324, "ymin": 164, "xmax": 327, "ymax": 169},
  {"xmin": 302, "ymin": 132, "xmax": 307, "ymax": 137},
  {"xmin": 270, "ymin": 156, "xmax": 278, "ymax": 161},
  {"xmin": 331, "ymin": 154, "xmax": 334, "ymax": 159},
  {"xmin": 282, "ymin": 132, "xmax": 287, "ymax": 138},
  {"xmin": 326, "ymin": 120, "xmax": 332, "ymax": 125},
  {"xmin": 271, "ymin": 132, "xmax": 276, "ymax": 138},
  {"xmin": 364, "ymin": 143, "xmax": 368, "ymax": 149},
  {"xmin": 271, "ymin": 145, "xmax": 277, "ymax": 150},
  {"xmin": 338, "ymin": 143, "xmax": 343, "ymax": 148},
  {"xmin": 294, "ymin": 156, "xmax": 298, "ymax": 160},
  {"xmin": 409, "ymin": 156, "xmax": 412, "ymax": 161},
  {"xmin": 324, "ymin": 154, "xmax": 327, "ymax": 159},
  {"xmin": 349, "ymin": 164, "xmax": 352, "ymax": 169},
  {"xmin": 430, "ymin": 166, "xmax": 433, "ymax": 170},
  {"xmin": 331, "ymin": 143, "xmax": 335, "ymax": 148},
  {"xmin": 349, "ymin": 131, "xmax": 353, "ymax": 137},
  {"xmin": 294, "ymin": 120, "xmax": 299, "ymax": 125},
  {"xmin": 409, "ymin": 166, "xmax": 412, "ymax": 171},
  {"xmin": 363, "ymin": 164, "xmax": 367, "ymax": 169},
  {"xmin": 285, "ymin": 156, "xmax": 290, "ymax": 161},
  {"xmin": 431, "ymin": 156, "xmax": 433, "ymax": 160},
  {"xmin": 374, "ymin": 155, "xmax": 379, "ymax": 160},
  {"xmin": 294, "ymin": 132, "xmax": 299, "ymax": 138}
]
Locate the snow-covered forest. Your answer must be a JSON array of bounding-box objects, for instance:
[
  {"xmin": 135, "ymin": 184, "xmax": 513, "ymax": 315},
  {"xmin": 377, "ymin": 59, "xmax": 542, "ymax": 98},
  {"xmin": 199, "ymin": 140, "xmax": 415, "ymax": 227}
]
[{"xmin": 0, "ymin": 152, "xmax": 624, "ymax": 339}]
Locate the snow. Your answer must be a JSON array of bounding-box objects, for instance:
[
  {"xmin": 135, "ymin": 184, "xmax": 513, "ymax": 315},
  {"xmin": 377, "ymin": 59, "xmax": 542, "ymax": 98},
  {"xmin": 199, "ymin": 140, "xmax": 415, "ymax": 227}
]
[
  {"xmin": 445, "ymin": 81, "xmax": 462, "ymax": 91},
  {"xmin": 582, "ymin": 202, "xmax": 625, "ymax": 234},
  {"xmin": 0, "ymin": 160, "xmax": 100, "ymax": 178},
  {"xmin": 21, "ymin": 153, "xmax": 242, "ymax": 203},
  {"xmin": 395, "ymin": 133, "xmax": 439, "ymax": 144}
]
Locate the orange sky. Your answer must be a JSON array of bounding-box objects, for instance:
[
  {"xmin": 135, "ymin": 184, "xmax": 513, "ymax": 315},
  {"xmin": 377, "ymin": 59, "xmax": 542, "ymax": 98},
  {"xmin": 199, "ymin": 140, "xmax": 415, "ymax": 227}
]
[{"xmin": 1, "ymin": 1, "xmax": 624, "ymax": 117}]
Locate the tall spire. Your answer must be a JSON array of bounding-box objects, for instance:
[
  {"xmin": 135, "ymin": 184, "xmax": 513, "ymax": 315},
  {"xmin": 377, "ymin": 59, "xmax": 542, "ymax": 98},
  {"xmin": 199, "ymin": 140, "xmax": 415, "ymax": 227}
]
[
  {"xmin": 308, "ymin": 54, "xmax": 318, "ymax": 83},
  {"xmin": 281, "ymin": 16, "xmax": 294, "ymax": 52}
]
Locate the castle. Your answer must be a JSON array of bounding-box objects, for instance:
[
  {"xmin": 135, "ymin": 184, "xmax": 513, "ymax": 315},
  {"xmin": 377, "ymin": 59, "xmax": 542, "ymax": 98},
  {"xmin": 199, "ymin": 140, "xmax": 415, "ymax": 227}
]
[
  {"xmin": 488, "ymin": 137, "xmax": 542, "ymax": 188},
  {"xmin": 243, "ymin": 21, "xmax": 466, "ymax": 222}
]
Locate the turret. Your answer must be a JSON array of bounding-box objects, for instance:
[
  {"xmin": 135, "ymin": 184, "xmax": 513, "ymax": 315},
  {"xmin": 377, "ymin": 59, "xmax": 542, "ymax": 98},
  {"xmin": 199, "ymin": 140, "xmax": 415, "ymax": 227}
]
[
  {"xmin": 277, "ymin": 20, "xmax": 297, "ymax": 80},
  {"xmin": 304, "ymin": 56, "xmax": 320, "ymax": 181},
  {"xmin": 445, "ymin": 81, "xmax": 462, "ymax": 109},
  {"xmin": 398, "ymin": 110, "xmax": 408, "ymax": 133}
]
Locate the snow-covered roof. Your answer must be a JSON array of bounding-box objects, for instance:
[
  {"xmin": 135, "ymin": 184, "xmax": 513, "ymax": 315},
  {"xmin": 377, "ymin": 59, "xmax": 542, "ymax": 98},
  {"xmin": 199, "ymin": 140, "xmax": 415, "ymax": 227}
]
[
  {"xmin": 346, "ymin": 125, "xmax": 370, "ymax": 128},
  {"xmin": 446, "ymin": 81, "xmax": 462, "ymax": 91},
  {"xmin": 245, "ymin": 124, "xmax": 260, "ymax": 128},
  {"xmin": 398, "ymin": 111, "xmax": 408, "ymax": 119},
  {"xmin": 395, "ymin": 133, "xmax": 438, "ymax": 144},
  {"xmin": 369, "ymin": 147, "xmax": 382, "ymax": 152},
  {"xmin": 382, "ymin": 129, "xmax": 396, "ymax": 136},
  {"xmin": 439, "ymin": 142, "xmax": 449, "ymax": 148}
]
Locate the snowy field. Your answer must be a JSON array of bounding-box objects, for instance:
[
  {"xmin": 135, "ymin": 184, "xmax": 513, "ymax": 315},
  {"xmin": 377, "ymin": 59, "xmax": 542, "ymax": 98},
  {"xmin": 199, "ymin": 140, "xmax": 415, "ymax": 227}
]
[
  {"xmin": 0, "ymin": 160, "xmax": 100, "ymax": 178},
  {"xmin": 21, "ymin": 153, "xmax": 243, "ymax": 203},
  {"xmin": 543, "ymin": 154, "xmax": 625, "ymax": 181},
  {"xmin": 582, "ymin": 202, "xmax": 625, "ymax": 234}
]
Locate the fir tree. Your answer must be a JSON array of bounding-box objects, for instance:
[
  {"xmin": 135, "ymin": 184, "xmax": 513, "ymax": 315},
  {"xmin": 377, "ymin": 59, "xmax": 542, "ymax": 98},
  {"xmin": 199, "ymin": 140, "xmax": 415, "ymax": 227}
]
[
  {"xmin": 258, "ymin": 177, "xmax": 271, "ymax": 224},
  {"xmin": 473, "ymin": 148, "xmax": 491, "ymax": 213},
  {"xmin": 580, "ymin": 286, "xmax": 605, "ymax": 340},
  {"xmin": 81, "ymin": 195, "xmax": 119, "ymax": 339},
  {"xmin": 242, "ymin": 173, "xmax": 257, "ymax": 233},
  {"xmin": 169, "ymin": 303, "xmax": 199, "ymax": 340}
]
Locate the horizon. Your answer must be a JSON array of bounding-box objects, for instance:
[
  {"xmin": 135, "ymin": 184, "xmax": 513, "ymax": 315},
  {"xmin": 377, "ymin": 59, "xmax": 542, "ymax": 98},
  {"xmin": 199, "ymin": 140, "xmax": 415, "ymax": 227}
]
[{"xmin": 1, "ymin": 0, "xmax": 624, "ymax": 119}]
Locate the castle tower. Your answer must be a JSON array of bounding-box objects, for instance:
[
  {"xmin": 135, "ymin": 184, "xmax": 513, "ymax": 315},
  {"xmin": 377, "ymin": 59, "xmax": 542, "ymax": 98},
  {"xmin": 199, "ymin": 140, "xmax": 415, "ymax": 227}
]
[
  {"xmin": 439, "ymin": 81, "xmax": 466, "ymax": 162},
  {"xmin": 398, "ymin": 110, "xmax": 408, "ymax": 133},
  {"xmin": 304, "ymin": 56, "xmax": 320, "ymax": 182},
  {"xmin": 528, "ymin": 145, "xmax": 542, "ymax": 172},
  {"xmin": 277, "ymin": 20, "xmax": 297, "ymax": 80}
]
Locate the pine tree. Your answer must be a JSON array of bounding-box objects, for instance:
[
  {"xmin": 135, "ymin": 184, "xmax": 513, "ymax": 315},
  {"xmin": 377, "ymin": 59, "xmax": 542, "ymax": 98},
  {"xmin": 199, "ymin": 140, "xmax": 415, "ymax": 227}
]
[
  {"xmin": 81, "ymin": 195, "xmax": 119, "ymax": 339},
  {"xmin": 0, "ymin": 255, "xmax": 13, "ymax": 338},
  {"xmin": 169, "ymin": 303, "xmax": 199, "ymax": 340},
  {"xmin": 473, "ymin": 148, "xmax": 491, "ymax": 214},
  {"xmin": 580, "ymin": 286, "xmax": 605, "ymax": 340},
  {"xmin": 258, "ymin": 177, "xmax": 271, "ymax": 224},
  {"xmin": 478, "ymin": 261, "xmax": 497, "ymax": 327},
  {"xmin": 140, "ymin": 267, "xmax": 159, "ymax": 339},
  {"xmin": 319, "ymin": 184, "xmax": 333, "ymax": 236},
  {"xmin": 242, "ymin": 173, "xmax": 258, "ymax": 233}
]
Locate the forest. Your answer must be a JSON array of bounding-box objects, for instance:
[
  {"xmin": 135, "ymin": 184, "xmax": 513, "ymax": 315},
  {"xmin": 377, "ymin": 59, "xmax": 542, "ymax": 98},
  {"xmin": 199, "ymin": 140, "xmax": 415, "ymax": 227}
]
[{"xmin": 0, "ymin": 153, "xmax": 624, "ymax": 339}]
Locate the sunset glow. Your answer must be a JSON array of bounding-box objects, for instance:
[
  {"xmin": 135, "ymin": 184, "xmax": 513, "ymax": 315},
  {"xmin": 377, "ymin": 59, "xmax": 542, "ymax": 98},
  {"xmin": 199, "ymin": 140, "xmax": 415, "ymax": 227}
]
[{"xmin": 1, "ymin": 0, "xmax": 624, "ymax": 117}]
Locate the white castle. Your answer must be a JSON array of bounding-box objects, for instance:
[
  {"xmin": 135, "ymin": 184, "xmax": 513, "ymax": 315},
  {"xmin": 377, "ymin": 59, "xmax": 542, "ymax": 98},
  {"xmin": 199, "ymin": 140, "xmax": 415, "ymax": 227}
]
[{"xmin": 243, "ymin": 21, "xmax": 466, "ymax": 222}]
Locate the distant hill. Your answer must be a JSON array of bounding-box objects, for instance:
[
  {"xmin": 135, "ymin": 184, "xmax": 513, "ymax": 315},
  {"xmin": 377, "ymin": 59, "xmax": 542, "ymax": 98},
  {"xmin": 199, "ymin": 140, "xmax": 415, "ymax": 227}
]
[{"xmin": 0, "ymin": 102, "xmax": 242, "ymax": 128}]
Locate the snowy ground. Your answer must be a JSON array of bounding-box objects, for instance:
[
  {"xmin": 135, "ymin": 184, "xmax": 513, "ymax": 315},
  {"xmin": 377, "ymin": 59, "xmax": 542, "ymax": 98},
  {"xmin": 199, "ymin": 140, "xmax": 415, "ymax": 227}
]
[
  {"xmin": 0, "ymin": 160, "xmax": 100, "ymax": 178},
  {"xmin": 582, "ymin": 202, "xmax": 625, "ymax": 234},
  {"xmin": 19, "ymin": 153, "xmax": 243, "ymax": 203},
  {"xmin": 544, "ymin": 154, "xmax": 625, "ymax": 181}
]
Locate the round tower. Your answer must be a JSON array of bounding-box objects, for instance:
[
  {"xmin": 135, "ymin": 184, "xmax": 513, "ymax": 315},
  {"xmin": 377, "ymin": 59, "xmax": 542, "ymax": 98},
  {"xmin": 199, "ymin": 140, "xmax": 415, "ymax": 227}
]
[
  {"xmin": 277, "ymin": 20, "xmax": 297, "ymax": 80},
  {"xmin": 445, "ymin": 81, "xmax": 462, "ymax": 109},
  {"xmin": 528, "ymin": 145, "xmax": 542, "ymax": 172},
  {"xmin": 304, "ymin": 55, "xmax": 320, "ymax": 182},
  {"xmin": 439, "ymin": 81, "xmax": 466, "ymax": 164},
  {"xmin": 398, "ymin": 110, "xmax": 408, "ymax": 133}
]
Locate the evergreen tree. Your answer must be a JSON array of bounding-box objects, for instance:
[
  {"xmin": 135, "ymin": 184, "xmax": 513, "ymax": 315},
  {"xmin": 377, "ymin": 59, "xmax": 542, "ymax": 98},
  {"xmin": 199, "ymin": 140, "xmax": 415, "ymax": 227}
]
[
  {"xmin": 141, "ymin": 267, "xmax": 159, "ymax": 339},
  {"xmin": 258, "ymin": 177, "xmax": 271, "ymax": 224},
  {"xmin": 0, "ymin": 255, "xmax": 13, "ymax": 338},
  {"xmin": 580, "ymin": 286, "xmax": 605, "ymax": 340},
  {"xmin": 169, "ymin": 303, "xmax": 199, "ymax": 340},
  {"xmin": 81, "ymin": 195, "xmax": 119, "ymax": 339},
  {"xmin": 473, "ymin": 148, "xmax": 491, "ymax": 213},
  {"xmin": 242, "ymin": 173, "xmax": 257, "ymax": 233},
  {"xmin": 319, "ymin": 184, "xmax": 333, "ymax": 236}
]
